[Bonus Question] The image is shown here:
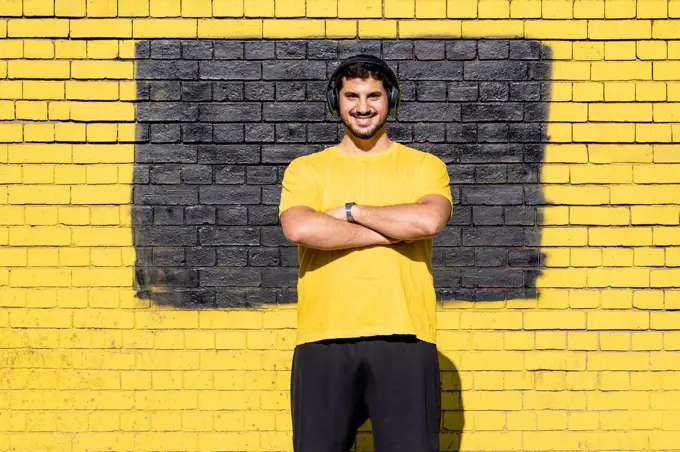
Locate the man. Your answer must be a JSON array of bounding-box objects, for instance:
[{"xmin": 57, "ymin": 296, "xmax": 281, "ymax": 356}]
[{"xmin": 278, "ymin": 54, "xmax": 453, "ymax": 452}]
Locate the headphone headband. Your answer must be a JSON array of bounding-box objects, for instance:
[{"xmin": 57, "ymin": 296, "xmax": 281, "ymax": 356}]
[{"xmin": 326, "ymin": 54, "xmax": 401, "ymax": 117}]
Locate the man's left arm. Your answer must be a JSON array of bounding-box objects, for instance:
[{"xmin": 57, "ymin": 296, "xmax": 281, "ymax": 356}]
[
  {"xmin": 351, "ymin": 196, "xmax": 452, "ymax": 241},
  {"xmin": 325, "ymin": 153, "xmax": 453, "ymax": 240}
]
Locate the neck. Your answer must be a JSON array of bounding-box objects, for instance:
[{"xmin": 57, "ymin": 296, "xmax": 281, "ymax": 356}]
[{"xmin": 337, "ymin": 127, "xmax": 393, "ymax": 156}]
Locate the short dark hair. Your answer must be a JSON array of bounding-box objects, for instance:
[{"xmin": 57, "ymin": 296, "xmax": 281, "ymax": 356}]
[{"xmin": 333, "ymin": 61, "xmax": 394, "ymax": 93}]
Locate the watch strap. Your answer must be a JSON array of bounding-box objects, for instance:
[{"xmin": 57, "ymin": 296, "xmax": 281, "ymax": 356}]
[{"xmin": 345, "ymin": 202, "xmax": 355, "ymax": 222}]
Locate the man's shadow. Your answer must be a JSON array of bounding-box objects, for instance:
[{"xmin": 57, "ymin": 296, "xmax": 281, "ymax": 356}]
[{"xmin": 352, "ymin": 352, "xmax": 464, "ymax": 452}]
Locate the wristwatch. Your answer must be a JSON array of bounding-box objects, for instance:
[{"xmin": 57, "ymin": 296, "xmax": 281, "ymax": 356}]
[{"xmin": 345, "ymin": 202, "xmax": 356, "ymax": 223}]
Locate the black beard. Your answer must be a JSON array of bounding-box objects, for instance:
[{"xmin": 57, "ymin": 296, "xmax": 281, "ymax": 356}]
[{"xmin": 342, "ymin": 114, "xmax": 387, "ymax": 140}]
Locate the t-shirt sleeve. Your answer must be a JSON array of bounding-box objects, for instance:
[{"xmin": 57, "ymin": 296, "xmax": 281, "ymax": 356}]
[
  {"xmin": 278, "ymin": 157, "xmax": 320, "ymax": 217},
  {"xmin": 415, "ymin": 153, "xmax": 453, "ymax": 219}
]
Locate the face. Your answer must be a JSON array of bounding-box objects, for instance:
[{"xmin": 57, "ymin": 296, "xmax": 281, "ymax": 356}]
[{"xmin": 337, "ymin": 76, "xmax": 390, "ymax": 140}]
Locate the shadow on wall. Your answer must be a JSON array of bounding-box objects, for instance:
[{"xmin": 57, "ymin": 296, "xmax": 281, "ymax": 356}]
[
  {"xmin": 352, "ymin": 352, "xmax": 464, "ymax": 452},
  {"xmin": 131, "ymin": 39, "xmax": 552, "ymax": 307}
]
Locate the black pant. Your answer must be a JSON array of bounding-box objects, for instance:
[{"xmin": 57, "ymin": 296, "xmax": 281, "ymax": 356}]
[{"xmin": 290, "ymin": 335, "xmax": 441, "ymax": 452}]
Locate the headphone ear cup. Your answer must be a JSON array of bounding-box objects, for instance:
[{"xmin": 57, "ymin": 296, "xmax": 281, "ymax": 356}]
[
  {"xmin": 388, "ymin": 86, "xmax": 400, "ymax": 115},
  {"xmin": 326, "ymin": 86, "xmax": 339, "ymax": 117}
]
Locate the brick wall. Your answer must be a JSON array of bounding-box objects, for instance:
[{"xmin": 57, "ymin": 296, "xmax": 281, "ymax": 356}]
[{"xmin": 1, "ymin": 1, "xmax": 680, "ymax": 451}]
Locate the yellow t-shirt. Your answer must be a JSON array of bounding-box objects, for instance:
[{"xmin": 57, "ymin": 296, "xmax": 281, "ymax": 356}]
[{"xmin": 278, "ymin": 141, "xmax": 453, "ymax": 345}]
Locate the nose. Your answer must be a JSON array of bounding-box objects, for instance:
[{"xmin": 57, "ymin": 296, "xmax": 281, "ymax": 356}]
[{"xmin": 355, "ymin": 96, "xmax": 371, "ymax": 114}]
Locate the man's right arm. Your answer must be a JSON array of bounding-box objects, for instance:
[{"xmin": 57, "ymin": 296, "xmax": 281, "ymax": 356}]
[{"xmin": 280, "ymin": 206, "xmax": 398, "ymax": 251}]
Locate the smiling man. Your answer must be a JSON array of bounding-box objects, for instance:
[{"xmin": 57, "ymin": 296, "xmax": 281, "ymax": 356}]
[{"xmin": 278, "ymin": 54, "xmax": 453, "ymax": 452}]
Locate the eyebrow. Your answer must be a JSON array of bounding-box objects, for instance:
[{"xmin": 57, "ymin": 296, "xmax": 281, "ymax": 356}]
[{"xmin": 343, "ymin": 90, "xmax": 383, "ymax": 96}]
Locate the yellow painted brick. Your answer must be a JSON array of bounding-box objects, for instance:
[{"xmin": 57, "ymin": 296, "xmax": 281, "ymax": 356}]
[
  {"xmin": 274, "ymin": 0, "xmax": 305, "ymax": 17},
  {"xmin": 549, "ymin": 102, "xmax": 588, "ymax": 121},
  {"xmin": 86, "ymin": 124, "xmax": 118, "ymax": 143},
  {"xmin": 588, "ymin": 351, "xmax": 649, "ymax": 371},
  {"xmin": 0, "ymin": 40, "xmax": 22, "ymax": 58},
  {"xmin": 0, "ymin": 125, "xmax": 22, "ymax": 145},
  {"xmin": 613, "ymin": 184, "xmax": 680, "ymax": 205},
  {"xmin": 86, "ymin": 0, "xmax": 117, "ymax": 16},
  {"xmin": 213, "ymin": 0, "xmax": 244, "ymax": 16},
  {"xmin": 638, "ymin": 0, "xmax": 668, "ymax": 17},
  {"xmin": 588, "ymin": 268, "xmax": 650, "ymax": 288},
  {"xmin": 541, "ymin": 164, "xmax": 569, "ymax": 183},
  {"xmin": 568, "ymin": 332, "xmax": 598, "ymax": 351},
  {"xmin": 568, "ymin": 289, "xmax": 600, "ymax": 308},
  {"xmin": 244, "ymin": 0, "xmax": 274, "ymax": 16},
  {"xmin": 70, "ymin": 185, "xmax": 128, "ymax": 205},
  {"xmin": 477, "ymin": 0, "xmax": 509, "ymax": 18},
  {"xmin": 669, "ymin": 248, "xmax": 680, "ymax": 266},
  {"xmin": 86, "ymin": 40, "xmax": 118, "ymax": 59},
  {"xmin": 634, "ymin": 247, "xmax": 666, "ymax": 266},
  {"xmin": 542, "ymin": 227, "xmax": 588, "ymax": 246},
  {"xmin": 416, "ymin": 0, "xmax": 446, "ymax": 19},
  {"xmin": 149, "ymin": 0, "xmax": 180, "ymax": 16},
  {"xmin": 654, "ymin": 61, "xmax": 680, "ymax": 80},
  {"xmin": 636, "ymin": 123, "xmax": 672, "ymax": 143},
  {"xmin": 16, "ymin": 100, "xmax": 47, "ymax": 120},
  {"xmin": 535, "ymin": 332, "xmax": 566, "ymax": 350},
  {"xmin": 638, "ymin": 40, "xmax": 667, "ymax": 61},
  {"xmin": 262, "ymin": 19, "xmax": 322, "ymax": 38},
  {"xmin": 181, "ymin": 0, "xmax": 212, "ymax": 16},
  {"xmin": 591, "ymin": 102, "xmax": 651, "ymax": 122},
  {"xmin": 70, "ymin": 19, "xmax": 132, "ymax": 38},
  {"xmin": 590, "ymin": 227, "xmax": 651, "ymax": 246},
  {"xmin": 0, "ymin": 81, "xmax": 22, "ymax": 100},
  {"xmin": 589, "ymin": 19, "xmax": 651, "ymax": 39},
  {"xmin": 575, "ymin": 122, "xmax": 636, "ymax": 142},
  {"xmin": 24, "ymin": 206, "xmax": 58, "ymax": 225},
  {"xmin": 7, "ymin": 60, "xmax": 70, "ymax": 79},
  {"xmin": 634, "ymin": 164, "xmax": 680, "ymax": 183},
  {"xmin": 9, "ymin": 268, "xmax": 71, "ymax": 288},
  {"xmin": 133, "ymin": 18, "xmax": 197, "ymax": 37},
  {"xmin": 546, "ymin": 42, "xmax": 572, "ymax": 62},
  {"xmin": 325, "ymin": 19, "xmax": 356, "ymax": 37},
  {"xmin": 654, "ymin": 226, "xmax": 680, "ymax": 245},
  {"xmin": 384, "ymin": 0, "xmax": 413, "ymax": 17},
  {"xmin": 8, "ymin": 19, "xmax": 69, "ymax": 37},
  {"xmin": 508, "ymin": 411, "xmax": 537, "ymax": 431},
  {"xmin": 602, "ymin": 248, "xmax": 633, "ymax": 267},
  {"xmin": 461, "ymin": 19, "xmax": 522, "ymax": 37},
  {"xmin": 536, "ymin": 268, "xmax": 588, "ymax": 288},
  {"xmin": 0, "ymin": 206, "xmax": 24, "ymax": 225},
  {"xmin": 71, "ymin": 61, "xmax": 134, "ymax": 80},
  {"xmin": 526, "ymin": 20, "xmax": 587, "ymax": 39},
  {"xmin": 654, "ymin": 102, "xmax": 680, "ymax": 122},
  {"xmin": 553, "ymin": 61, "xmax": 590, "ymax": 80},
  {"xmin": 598, "ymin": 371, "xmax": 630, "ymax": 390},
  {"xmin": 574, "ymin": 0, "xmax": 605, "ymax": 18},
  {"xmin": 670, "ymin": 41, "xmax": 680, "ymax": 59},
  {"xmin": 633, "ymin": 290, "xmax": 664, "ymax": 309},
  {"xmin": 653, "ymin": 19, "xmax": 680, "ymax": 39},
  {"xmin": 542, "ymin": 0, "xmax": 573, "ymax": 18},
  {"xmin": 604, "ymin": 41, "xmax": 636, "ymax": 60},
  {"xmin": 654, "ymin": 144, "xmax": 680, "ymax": 162},
  {"xmin": 402, "ymin": 19, "xmax": 462, "ymax": 37},
  {"xmin": 8, "ymin": 184, "xmax": 70, "ymax": 204},
  {"xmin": 510, "ymin": 0, "xmax": 541, "ymax": 18},
  {"xmin": 600, "ymin": 331, "xmax": 631, "ymax": 350},
  {"xmin": 24, "ymin": 124, "xmax": 54, "ymax": 143},
  {"xmin": 23, "ymin": 39, "xmax": 54, "ymax": 58},
  {"xmin": 338, "ymin": 0, "xmax": 382, "ymax": 17},
  {"xmin": 605, "ymin": 0, "xmax": 636, "ymax": 19},
  {"xmin": 573, "ymin": 41, "xmax": 604, "ymax": 61},
  {"xmin": 90, "ymin": 206, "xmax": 120, "ymax": 225},
  {"xmin": 59, "ymin": 247, "xmax": 90, "ymax": 266},
  {"xmin": 544, "ymin": 185, "xmax": 610, "ymax": 206},
  {"xmin": 118, "ymin": 0, "xmax": 148, "ymax": 16},
  {"xmin": 471, "ymin": 331, "xmax": 503, "ymax": 350},
  {"xmin": 593, "ymin": 61, "xmax": 652, "ymax": 81},
  {"xmin": 571, "ymin": 164, "xmax": 633, "ymax": 184},
  {"xmin": 55, "ymin": 40, "xmax": 86, "ymax": 58},
  {"xmin": 23, "ymin": 81, "xmax": 64, "ymax": 100},
  {"xmin": 570, "ymin": 206, "xmax": 629, "ymax": 225},
  {"xmin": 636, "ymin": 81, "xmax": 667, "ymax": 101},
  {"xmin": 0, "ymin": 0, "xmax": 22, "ymax": 15},
  {"xmin": 71, "ymin": 226, "xmax": 130, "ymax": 246},
  {"xmin": 90, "ymin": 247, "xmax": 122, "ymax": 266},
  {"xmin": 525, "ymin": 391, "xmax": 586, "ymax": 410},
  {"xmin": 55, "ymin": 123, "xmax": 86, "ymax": 142}
]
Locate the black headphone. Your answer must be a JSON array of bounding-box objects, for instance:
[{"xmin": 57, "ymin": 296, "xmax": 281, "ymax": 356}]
[{"xmin": 326, "ymin": 54, "xmax": 401, "ymax": 117}]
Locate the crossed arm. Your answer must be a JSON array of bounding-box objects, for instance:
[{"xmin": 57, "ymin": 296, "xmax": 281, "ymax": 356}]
[{"xmin": 280, "ymin": 195, "xmax": 452, "ymax": 251}]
